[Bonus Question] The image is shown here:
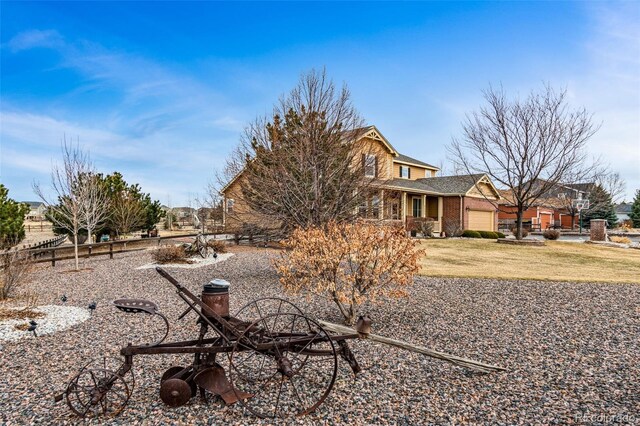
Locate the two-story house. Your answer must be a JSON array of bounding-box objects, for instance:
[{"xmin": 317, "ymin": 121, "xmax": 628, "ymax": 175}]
[{"xmin": 221, "ymin": 126, "xmax": 501, "ymax": 235}]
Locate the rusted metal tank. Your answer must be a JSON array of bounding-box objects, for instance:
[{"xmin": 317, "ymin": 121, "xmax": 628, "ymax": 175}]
[{"xmin": 201, "ymin": 279, "xmax": 230, "ymax": 318}]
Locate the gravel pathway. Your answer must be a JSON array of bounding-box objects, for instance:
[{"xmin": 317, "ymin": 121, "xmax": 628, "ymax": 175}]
[{"xmin": 0, "ymin": 248, "xmax": 638, "ymax": 425}]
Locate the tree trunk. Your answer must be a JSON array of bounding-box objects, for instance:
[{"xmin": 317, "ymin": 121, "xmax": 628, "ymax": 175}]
[
  {"xmin": 73, "ymin": 232, "xmax": 79, "ymax": 271},
  {"xmin": 87, "ymin": 227, "xmax": 93, "ymax": 244},
  {"xmin": 516, "ymin": 209, "xmax": 524, "ymax": 240}
]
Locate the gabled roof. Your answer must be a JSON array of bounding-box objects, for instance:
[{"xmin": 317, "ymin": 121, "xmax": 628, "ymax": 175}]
[
  {"xmin": 352, "ymin": 125, "xmax": 398, "ymax": 155},
  {"xmin": 385, "ymin": 173, "xmax": 500, "ymax": 198},
  {"xmin": 393, "ymin": 153, "xmax": 438, "ymax": 170}
]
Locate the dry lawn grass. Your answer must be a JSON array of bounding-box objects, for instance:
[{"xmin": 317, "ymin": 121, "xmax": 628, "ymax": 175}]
[{"xmin": 419, "ymin": 239, "xmax": 640, "ymax": 283}]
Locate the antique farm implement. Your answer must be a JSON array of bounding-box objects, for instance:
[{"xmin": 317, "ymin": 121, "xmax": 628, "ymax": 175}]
[{"xmin": 54, "ymin": 267, "xmax": 504, "ymax": 419}]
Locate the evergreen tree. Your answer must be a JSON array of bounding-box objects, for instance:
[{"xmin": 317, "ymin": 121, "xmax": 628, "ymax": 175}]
[
  {"xmin": 582, "ymin": 184, "xmax": 617, "ymax": 228},
  {"xmin": 0, "ymin": 184, "xmax": 29, "ymax": 249},
  {"xmin": 629, "ymin": 189, "xmax": 640, "ymax": 228}
]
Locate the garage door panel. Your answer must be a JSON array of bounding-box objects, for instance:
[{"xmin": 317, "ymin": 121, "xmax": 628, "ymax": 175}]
[{"xmin": 468, "ymin": 210, "xmax": 494, "ymax": 231}]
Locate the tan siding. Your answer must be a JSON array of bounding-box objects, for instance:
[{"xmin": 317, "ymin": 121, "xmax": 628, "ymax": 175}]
[
  {"xmin": 223, "ymin": 176, "xmax": 278, "ymax": 231},
  {"xmin": 467, "ymin": 181, "xmax": 499, "ymax": 199},
  {"xmin": 352, "ymin": 137, "xmax": 393, "ymax": 179},
  {"xmin": 392, "ymin": 162, "xmax": 431, "ymax": 180}
]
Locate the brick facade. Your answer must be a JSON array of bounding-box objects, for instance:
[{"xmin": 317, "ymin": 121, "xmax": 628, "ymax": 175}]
[{"xmin": 441, "ymin": 196, "xmax": 498, "ymax": 234}]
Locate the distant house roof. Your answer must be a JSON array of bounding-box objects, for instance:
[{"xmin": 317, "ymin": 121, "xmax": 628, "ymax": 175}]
[
  {"xmin": 564, "ymin": 182, "xmax": 594, "ymax": 194},
  {"xmin": 393, "ymin": 153, "xmax": 438, "ymax": 170},
  {"xmin": 386, "ymin": 173, "xmax": 497, "ymax": 197},
  {"xmin": 24, "ymin": 201, "xmax": 44, "ymax": 209},
  {"xmin": 615, "ymin": 202, "xmax": 632, "ymax": 214}
]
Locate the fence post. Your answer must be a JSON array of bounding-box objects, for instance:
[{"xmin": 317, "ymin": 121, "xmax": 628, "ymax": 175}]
[
  {"xmin": 51, "ymin": 249, "xmax": 56, "ymax": 267},
  {"xmin": 109, "ymin": 243, "xmax": 113, "ymax": 259},
  {"xmin": 88, "ymin": 245, "xmax": 92, "ymax": 258}
]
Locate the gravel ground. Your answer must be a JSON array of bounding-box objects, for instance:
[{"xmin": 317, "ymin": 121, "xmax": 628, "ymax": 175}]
[{"xmin": 0, "ymin": 248, "xmax": 638, "ymax": 425}]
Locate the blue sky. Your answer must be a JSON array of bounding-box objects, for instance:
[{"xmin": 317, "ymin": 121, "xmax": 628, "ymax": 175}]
[{"xmin": 1, "ymin": 1, "xmax": 639, "ymax": 206}]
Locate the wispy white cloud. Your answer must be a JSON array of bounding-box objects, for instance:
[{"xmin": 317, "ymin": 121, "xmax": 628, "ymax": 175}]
[
  {"xmin": 1, "ymin": 29, "xmax": 248, "ymax": 204},
  {"xmin": 5, "ymin": 29, "xmax": 64, "ymax": 52}
]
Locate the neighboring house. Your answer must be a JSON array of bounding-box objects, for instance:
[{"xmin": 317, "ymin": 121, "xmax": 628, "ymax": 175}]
[
  {"xmin": 498, "ymin": 181, "xmax": 593, "ymax": 230},
  {"xmin": 615, "ymin": 202, "xmax": 632, "ymax": 223},
  {"xmin": 24, "ymin": 201, "xmax": 46, "ymax": 221},
  {"xmin": 221, "ymin": 125, "xmax": 501, "ymax": 234}
]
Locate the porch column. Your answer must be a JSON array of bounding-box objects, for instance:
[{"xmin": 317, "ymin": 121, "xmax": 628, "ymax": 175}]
[
  {"xmin": 402, "ymin": 192, "xmax": 408, "ymax": 224},
  {"xmin": 437, "ymin": 196, "xmax": 444, "ymax": 233},
  {"xmin": 379, "ymin": 190, "xmax": 384, "ymax": 220},
  {"xmin": 421, "ymin": 195, "xmax": 426, "ymax": 218}
]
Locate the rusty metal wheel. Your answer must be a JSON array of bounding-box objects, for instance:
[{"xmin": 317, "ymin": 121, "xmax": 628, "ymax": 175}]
[
  {"xmin": 229, "ymin": 312, "xmax": 337, "ymax": 418},
  {"xmin": 65, "ymin": 368, "xmax": 131, "ymax": 418},
  {"xmin": 197, "ymin": 234, "xmax": 209, "ymax": 258},
  {"xmin": 234, "ymin": 297, "xmax": 305, "ymax": 322}
]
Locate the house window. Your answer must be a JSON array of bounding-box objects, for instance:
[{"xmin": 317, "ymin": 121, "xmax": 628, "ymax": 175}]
[
  {"xmin": 371, "ymin": 195, "xmax": 380, "ymax": 218},
  {"xmin": 390, "ymin": 202, "xmax": 399, "ymax": 220},
  {"xmin": 226, "ymin": 199, "xmax": 234, "ymax": 213},
  {"xmin": 364, "ymin": 154, "xmax": 376, "ymax": 177},
  {"xmin": 399, "ymin": 165, "xmax": 410, "ymax": 179},
  {"xmin": 412, "ymin": 197, "xmax": 422, "ymax": 217}
]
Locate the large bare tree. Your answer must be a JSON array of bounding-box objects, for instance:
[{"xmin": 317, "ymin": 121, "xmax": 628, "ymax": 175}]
[
  {"xmin": 33, "ymin": 141, "xmax": 109, "ymax": 269},
  {"xmin": 111, "ymin": 192, "xmax": 146, "ymax": 238},
  {"xmin": 77, "ymin": 172, "xmax": 110, "ymax": 244},
  {"xmin": 221, "ymin": 69, "xmax": 376, "ymax": 232},
  {"xmin": 449, "ymin": 85, "xmax": 599, "ymax": 239}
]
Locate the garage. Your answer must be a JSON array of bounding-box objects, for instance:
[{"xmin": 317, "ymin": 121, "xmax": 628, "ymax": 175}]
[
  {"xmin": 539, "ymin": 213, "xmax": 553, "ymax": 230},
  {"xmin": 468, "ymin": 210, "xmax": 494, "ymax": 231}
]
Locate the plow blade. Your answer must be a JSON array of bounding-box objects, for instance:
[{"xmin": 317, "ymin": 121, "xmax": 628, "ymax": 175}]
[{"xmin": 194, "ymin": 364, "xmax": 253, "ymax": 404}]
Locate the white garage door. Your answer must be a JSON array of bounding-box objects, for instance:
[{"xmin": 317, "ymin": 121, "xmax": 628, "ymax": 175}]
[{"xmin": 468, "ymin": 210, "xmax": 494, "ymax": 231}]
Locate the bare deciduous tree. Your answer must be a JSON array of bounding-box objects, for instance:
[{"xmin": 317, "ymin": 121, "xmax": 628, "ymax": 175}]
[
  {"xmin": 221, "ymin": 69, "xmax": 377, "ymax": 232},
  {"xmin": 448, "ymin": 85, "xmax": 599, "ymax": 239},
  {"xmin": 111, "ymin": 192, "xmax": 146, "ymax": 238},
  {"xmin": 33, "ymin": 141, "xmax": 108, "ymax": 270},
  {"xmin": 77, "ymin": 173, "xmax": 110, "ymax": 244},
  {"xmin": 194, "ymin": 182, "xmax": 223, "ymax": 233}
]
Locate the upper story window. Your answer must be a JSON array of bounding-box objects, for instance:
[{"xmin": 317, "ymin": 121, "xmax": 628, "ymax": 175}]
[
  {"xmin": 364, "ymin": 154, "xmax": 377, "ymax": 177},
  {"xmin": 399, "ymin": 165, "xmax": 410, "ymax": 179},
  {"xmin": 226, "ymin": 199, "xmax": 234, "ymax": 213}
]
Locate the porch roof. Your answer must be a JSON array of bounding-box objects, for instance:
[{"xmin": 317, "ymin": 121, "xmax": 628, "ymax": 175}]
[{"xmin": 384, "ymin": 173, "xmax": 487, "ymax": 196}]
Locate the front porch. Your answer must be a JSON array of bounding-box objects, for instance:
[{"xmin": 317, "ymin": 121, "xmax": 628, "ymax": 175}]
[{"xmin": 357, "ymin": 189, "xmax": 443, "ymax": 234}]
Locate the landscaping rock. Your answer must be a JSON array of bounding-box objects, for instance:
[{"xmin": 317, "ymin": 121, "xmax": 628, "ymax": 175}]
[{"xmin": 0, "ymin": 249, "xmax": 638, "ymax": 425}]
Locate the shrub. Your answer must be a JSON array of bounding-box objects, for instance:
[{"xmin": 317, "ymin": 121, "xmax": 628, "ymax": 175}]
[
  {"xmin": 542, "ymin": 229, "xmax": 560, "ymax": 240},
  {"xmin": 443, "ymin": 219, "xmax": 462, "ymax": 237},
  {"xmin": 410, "ymin": 218, "xmax": 435, "ymax": 238},
  {"xmin": 1, "ymin": 250, "xmax": 33, "ymax": 300},
  {"xmin": 510, "ymin": 226, "xmax": 529, "ymax": 238},
  {"xmin": 610, "ymin": 236, "xmax": 632, "ymax": 244},
  {"xmin": 275, "ymin": 221, "xmax": 424, "ymax": 325},
  {"xmin": 479, "ymin": 231, "xmax": 499, "ymax": 239},
  {"xmin": 496, "ymin": 231, "xmax": 506, "ymax": 238},
  {"xmin": 152, "ymin": 245, "xmax": 189, "ymax": 264},
  {"xmin": 461, "ymin": 230, "xmax": 482, "ymax": 238},
  {"xmin": 207, "ymin": 239, "xmax": 227, "ymax": 253}
]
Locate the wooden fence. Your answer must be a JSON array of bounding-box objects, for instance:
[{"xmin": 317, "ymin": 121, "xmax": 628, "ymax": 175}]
[
  {"xmin": 18, "ymin": 233, "xmax": 212, "ymax": 266},
  {"xmin": 17, "ymin": 234, "xmax": 67, "ymax": 251}
]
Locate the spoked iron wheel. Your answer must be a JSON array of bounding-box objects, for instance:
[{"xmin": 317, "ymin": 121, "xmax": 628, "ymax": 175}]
[
  {"xmin": 196, "ymin": 234, "xmax": 209, "ymax": 258},
  {"xmin": 234, "ymin": 297, "xmax": 305, "ymax": 322},
  {"xmin": 228, "ymin": 312, "xmax": 337, "ymax": 419},
  {"xmin": 65, "ymin": 367, "xmax": 132, "ymax": 418}
]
